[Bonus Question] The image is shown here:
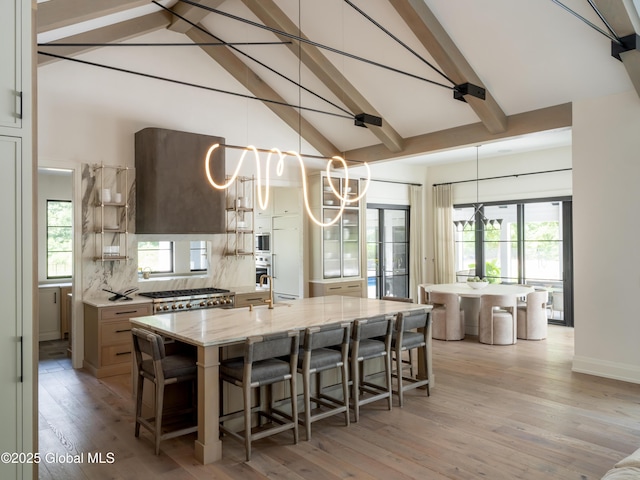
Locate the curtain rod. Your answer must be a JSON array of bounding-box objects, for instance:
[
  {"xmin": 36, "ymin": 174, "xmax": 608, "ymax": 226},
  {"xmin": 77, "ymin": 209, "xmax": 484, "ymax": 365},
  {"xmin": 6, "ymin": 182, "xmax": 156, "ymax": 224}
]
[
  {"xmin": 432, "ymin": 168, "xmax": 572, "ymax": 187},
  {"xmin": 361, "ymin": 177, "xmax": 422, "ymax": 187}
]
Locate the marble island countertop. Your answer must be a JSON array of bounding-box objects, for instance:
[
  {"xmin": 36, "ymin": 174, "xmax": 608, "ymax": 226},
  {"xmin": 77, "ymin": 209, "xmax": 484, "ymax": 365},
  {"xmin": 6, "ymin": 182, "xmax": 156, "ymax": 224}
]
[{"xmin": 130, "ymin": 295, "xmax": 432, "ymax": 348}]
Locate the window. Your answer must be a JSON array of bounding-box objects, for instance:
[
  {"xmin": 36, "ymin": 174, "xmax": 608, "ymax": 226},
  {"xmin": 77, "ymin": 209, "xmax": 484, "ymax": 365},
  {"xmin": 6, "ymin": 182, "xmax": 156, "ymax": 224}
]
[
  {"xmin": 137, "ymin": 240, "xmax": 209, "ymax": 276},
  {"xmin": 47, "ymin": 200, "xmax": 73, "ymax": 278},
  {"xmin": 138, "ymin": 241, "xmax": 173, "ymax": 274},
  {"xmin": 190, "ymin": 241, "xmax": 207, "ymax": 271},
  {"xmin": 453, "ymin": 198, "xmax": 572, "ymax": 326}
]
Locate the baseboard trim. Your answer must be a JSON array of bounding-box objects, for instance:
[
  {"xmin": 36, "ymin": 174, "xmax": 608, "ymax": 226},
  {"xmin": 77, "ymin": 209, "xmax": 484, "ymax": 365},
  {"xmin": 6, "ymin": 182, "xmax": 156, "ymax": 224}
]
[{"xmin": 572, "ymin": 355, "xmax": 640, "ymax": 385}]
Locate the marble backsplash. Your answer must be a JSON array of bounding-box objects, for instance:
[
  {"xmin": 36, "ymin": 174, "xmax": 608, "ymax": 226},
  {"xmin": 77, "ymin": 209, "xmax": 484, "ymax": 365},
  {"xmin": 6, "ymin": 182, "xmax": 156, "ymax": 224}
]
[{"xmin": 81, "ymin": 163, "xmax": 253, "ymax": 298}]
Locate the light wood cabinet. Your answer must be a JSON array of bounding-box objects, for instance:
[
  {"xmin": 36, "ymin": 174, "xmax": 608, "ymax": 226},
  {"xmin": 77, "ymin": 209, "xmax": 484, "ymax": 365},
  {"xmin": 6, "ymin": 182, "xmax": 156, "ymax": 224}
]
[
  {"xmin": 309, "ymin": 279, "xmax": 364, "ymax": 298},
  {"xmin": 83, "ymin": 303, "xmax": 152, "ymax": 378},
  {"xmin": 234, "ymin": 290, "xmax": 270, "ymax": 308}
]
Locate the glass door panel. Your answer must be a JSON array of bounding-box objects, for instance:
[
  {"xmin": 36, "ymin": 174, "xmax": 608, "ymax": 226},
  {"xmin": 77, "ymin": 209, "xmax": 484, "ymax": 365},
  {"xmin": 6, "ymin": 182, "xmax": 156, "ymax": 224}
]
[
  {"xmin": 483, "ymin": 204, "xmax": 518, "ymax": 283},
  {"xmin": 323, "ymin": 209, "xmax": 341, "ymax": 278},
  {"xmin": 382, "ymin": 209, "xmax": 408, "ymax": 297},
  {"xmin": 453, "ymin": 206, "xmax": 476, "ymax": 281},
  {"xmin": 523, "ymin": 202, "xmax": 563, "ymax": 320},
  {"xmin": 366, "ymin": 209, "xmax": 380, "ymax": 298},
  {"xmin": 342, "ymin": 209, "xmax": 359, "ymax": 277}
]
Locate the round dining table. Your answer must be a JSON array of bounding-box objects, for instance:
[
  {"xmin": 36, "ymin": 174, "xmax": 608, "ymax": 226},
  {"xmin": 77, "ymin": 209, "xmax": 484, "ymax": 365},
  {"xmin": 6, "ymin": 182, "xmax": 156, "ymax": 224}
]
[{"xmin": 421, "ymin": 283, "xmax": 534, "ymax": 336}]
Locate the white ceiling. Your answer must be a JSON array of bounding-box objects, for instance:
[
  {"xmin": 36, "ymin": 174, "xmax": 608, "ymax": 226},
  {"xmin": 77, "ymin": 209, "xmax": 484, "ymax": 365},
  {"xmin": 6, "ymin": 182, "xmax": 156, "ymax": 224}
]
[{"xmin": 36, "ymin": 0, "xmax": 639, "ymax": 166}]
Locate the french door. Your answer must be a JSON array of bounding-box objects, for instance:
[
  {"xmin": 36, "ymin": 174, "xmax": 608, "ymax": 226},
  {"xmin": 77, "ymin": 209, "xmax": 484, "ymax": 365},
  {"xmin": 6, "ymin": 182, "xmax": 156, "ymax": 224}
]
[
  {"xmin": 366, "ymin": 204, "xmax": 410, "ymax": 299},
  {"xmin": 453, "ymin": 197, "xmax": 573, "ymax": 326}
]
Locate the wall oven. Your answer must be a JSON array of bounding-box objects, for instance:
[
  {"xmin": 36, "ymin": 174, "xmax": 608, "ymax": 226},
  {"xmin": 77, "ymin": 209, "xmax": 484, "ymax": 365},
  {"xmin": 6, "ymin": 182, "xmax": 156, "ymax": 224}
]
[
  {"xmin": 256, "ymin": 254, "xmax": 271, "ymax": 286},
  {"xmin": 255, "ymin": 232, "xmax": 270, "ymax": 253}
]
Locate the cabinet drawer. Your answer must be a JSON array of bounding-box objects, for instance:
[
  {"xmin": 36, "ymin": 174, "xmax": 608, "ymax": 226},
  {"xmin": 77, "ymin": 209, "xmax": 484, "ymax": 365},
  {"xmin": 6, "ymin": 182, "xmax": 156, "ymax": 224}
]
[
  {"xmin": 101, "ymin": 344, "xmax": 132, "ymax": 366},
  {"xmin": 100, "ymin": 304, "xmax": 151, "ymax": 321},
  {"xmin": 101, "ymin": 321, "xmax": 132, "ymax": 346}
]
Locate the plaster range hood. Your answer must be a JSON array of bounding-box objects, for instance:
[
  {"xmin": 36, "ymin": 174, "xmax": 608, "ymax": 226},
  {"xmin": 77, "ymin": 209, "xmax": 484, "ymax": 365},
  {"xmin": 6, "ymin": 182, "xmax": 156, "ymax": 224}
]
[{"xmin": 135, "ymin": 127, "xmax": 226, "ymax": 234}]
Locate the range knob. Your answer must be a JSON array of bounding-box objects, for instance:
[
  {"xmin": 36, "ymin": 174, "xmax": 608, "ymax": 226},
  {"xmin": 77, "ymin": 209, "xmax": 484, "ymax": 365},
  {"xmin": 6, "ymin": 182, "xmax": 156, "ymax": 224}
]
[
  {"xmin": 225, "ymin": 298, "xmax": 232, "ymax": 305},
  {"xmin": 177, "ymin": 303, "xmax": 184, "ymax": 309},
  {"xmin": 156, "ymin": 305, "xmax": 163, "ymax": 312},
  {"xmin": 214, "ymin": 299, "xmax": 221, "ymax": 305},
  {"xmin": 186, "ymin": 303, "xmax": 192, "ymax": 309},
  {"xmin": 171, "ymin": 304, "xmax": 178, "ymax": 310},
  {"xmin": 207, "ymin": 300, "xmax": 214, "ymax": 306},
  {"xmin": 163, "ymin": 305, "xmax": 169, "ymax": 311},
  {"xmin": 199, "ymin": 301, "xmax": 206, "ymax": 307}
]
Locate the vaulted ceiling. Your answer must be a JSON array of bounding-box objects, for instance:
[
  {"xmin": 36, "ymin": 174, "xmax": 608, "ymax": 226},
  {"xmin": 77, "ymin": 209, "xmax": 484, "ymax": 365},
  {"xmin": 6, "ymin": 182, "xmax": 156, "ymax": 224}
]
[{"xmin": 36, "ymin": 0, "xmax": 640, "ymax": 165}]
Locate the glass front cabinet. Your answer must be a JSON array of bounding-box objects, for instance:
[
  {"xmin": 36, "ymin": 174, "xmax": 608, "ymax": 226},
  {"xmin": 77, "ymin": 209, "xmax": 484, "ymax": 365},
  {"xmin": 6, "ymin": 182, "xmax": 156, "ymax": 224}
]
[{"xmin": 309, "ymin": 173, "xmax": 361, "ymax": 280}]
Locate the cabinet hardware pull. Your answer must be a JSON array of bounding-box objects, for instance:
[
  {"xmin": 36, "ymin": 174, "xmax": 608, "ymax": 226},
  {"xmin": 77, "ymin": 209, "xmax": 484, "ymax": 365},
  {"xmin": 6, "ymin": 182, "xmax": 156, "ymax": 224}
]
[
  {"xmin": 116, "ymin": 351, "xmax": 131, "ymax": 356},
  {"xmin": 329, "ymin": 286, "xmax": 341, "ymax": 290},
  {"xmin": 17, "ymin": 91, "xmax": 23, "ymax": 120},
  {"xmin": 115, "ymin": 329, "xmax": 131, "ymax": 333},
  {"xmin": 348, "ymin": 285, "xmax": 359, "ymax": 288},
  {"xmin": 115, "ymin": 311, "xmax": 137, "ymax": 315},
  {"xmin": 54, "ymin": 292, "xmax": 57, "ymax": 303}
]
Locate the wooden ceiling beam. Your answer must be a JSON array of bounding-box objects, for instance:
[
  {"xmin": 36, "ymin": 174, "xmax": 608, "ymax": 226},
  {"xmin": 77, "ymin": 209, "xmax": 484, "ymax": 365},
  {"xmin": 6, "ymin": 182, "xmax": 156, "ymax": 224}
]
[
  {"xmin": 167, "ymin": 0, "xmax": 225, "ymax": 34},
  {"xmin": 345, "ymin": 103, "xmax": 572, "ymax": 163},
  {"xmin": 389, "ymin": 0, "xmax": 508, "ymax": 134},
  {"xmin": 37, "ymin": 0, "xmax": 150, "ymax": 34},
  {"xmin": 591, "ymin": 0, "xmax": 640, "ymax": 98},
  {"xmin": 241, "ymin": 0, "xmax": 405, "ymax": 153},
  {"xmin": 37, "ymin": 12, "xmax": 171, "ymax": 66},
  {"xmin": 185, "ymin": 27, "xmax": 340, "ymax": 158}
]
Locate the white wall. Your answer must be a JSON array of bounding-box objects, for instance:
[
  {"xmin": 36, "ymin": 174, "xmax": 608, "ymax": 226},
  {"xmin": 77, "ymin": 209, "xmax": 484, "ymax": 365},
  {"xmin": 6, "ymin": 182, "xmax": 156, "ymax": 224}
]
[{"xmin": 572, "ymin": 90, "xmax": 640, "ymax": 384}]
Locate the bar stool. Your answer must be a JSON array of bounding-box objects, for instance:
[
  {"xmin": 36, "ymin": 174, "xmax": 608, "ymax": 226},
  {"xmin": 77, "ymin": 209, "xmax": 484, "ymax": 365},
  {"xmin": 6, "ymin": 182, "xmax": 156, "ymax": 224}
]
[
  {"xmin": 390, "ymin": 309, "xmax": 431, "ymax": 407},
  {"xmin": 219, "ymin": 330, "xmax": 299, "ymax": 461},
  {"xmin": 298, "ymin": 322, "xmax": 351, "ymax": 440},
  {"xmin": 350, "ymin": 314, "xmax": 394, "ymax": 422},
  {"xmin": 382, "ymin": 296, "xmax": 416, "ymax": 377},
  {"xmin": 132, "ymin": 327, "xmax": 198, "ymax": 455}
]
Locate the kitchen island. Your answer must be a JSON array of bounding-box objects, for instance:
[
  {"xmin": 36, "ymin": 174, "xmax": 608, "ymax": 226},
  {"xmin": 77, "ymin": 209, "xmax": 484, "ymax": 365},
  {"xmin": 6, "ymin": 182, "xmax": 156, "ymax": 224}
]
[{"xmin": 130, "ymin": 295, "xmax": 433, "ymax": 464}]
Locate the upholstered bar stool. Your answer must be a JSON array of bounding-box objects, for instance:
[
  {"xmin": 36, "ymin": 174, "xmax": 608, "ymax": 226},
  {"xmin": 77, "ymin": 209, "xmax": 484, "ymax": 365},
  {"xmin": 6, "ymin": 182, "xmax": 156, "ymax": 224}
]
[
  {"xmin": 298, "ymin": 322, "xmax": 351, "ymax": 440},
  {"xmin": 429, "ymin": 291, "xmax": 465, "ymax": 341},
  {"xmin": 382, "ymin": 295, "xmax": 416, "ymax": 377},
  {"xmin": 517, "ymin": 290, "xmax": 548, "ymax": 340},
  {"xmin": 132, "ymin": 327, "xmax": 198, "ymax": 455},
  {"xmin": 478, "ymin": 294, "xmax": 517, "ymax": 345},
  {"xmin": 349, "ymin": 314, "xmax": 394, "ymax": 422},
  {"xmin": 219, "ymin": 330, "xmax": 299, "ymax": 461},
  {"xmin": 390, "ymin": 309, "xmax": 431, "ymax": 407}
]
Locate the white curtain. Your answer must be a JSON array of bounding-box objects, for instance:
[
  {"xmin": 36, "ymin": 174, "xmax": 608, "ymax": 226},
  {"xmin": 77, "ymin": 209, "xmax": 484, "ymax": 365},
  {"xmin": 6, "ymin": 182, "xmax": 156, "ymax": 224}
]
[
  {"xmin": 409, "ymin": 185, "xmax": 423, "ymax": 301},
  {"xmin": 433, "ymin": 184, "xmax": 456, "ymax": 284}
]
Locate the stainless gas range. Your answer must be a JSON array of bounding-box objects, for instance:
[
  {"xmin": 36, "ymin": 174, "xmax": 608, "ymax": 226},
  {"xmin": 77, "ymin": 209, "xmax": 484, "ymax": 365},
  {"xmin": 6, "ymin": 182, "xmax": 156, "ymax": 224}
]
[{"xmin": 138, "ymin": 287, "xmax": 235, "ymax": 313}]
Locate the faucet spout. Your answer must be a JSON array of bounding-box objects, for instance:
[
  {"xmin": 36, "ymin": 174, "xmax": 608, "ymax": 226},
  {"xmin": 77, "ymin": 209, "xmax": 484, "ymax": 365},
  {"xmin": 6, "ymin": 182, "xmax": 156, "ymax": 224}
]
[{"xmin": 259, "ymin": 274, "xmax": 274, "ymax": 309}]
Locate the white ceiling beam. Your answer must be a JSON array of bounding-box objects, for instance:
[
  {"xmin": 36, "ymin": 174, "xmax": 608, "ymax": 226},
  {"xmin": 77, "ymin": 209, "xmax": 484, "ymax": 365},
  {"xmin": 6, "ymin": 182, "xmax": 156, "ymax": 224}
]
[
  {"xmin": 345, "ymin": 103, "xmax": 572, "ymax": 164},
  {"xmin": 37, "ymin": 0, "xmax": 150, "ymax": 34},
  {"xmin": 389, "ymin": 0, "xmax": 508, "ymax": 135},
  {"xmin": 241, "ymin": 0, "xmax": 405, "ymax": 153},
  {"xmin": 167, "ymin": 0, "xmax": 225, "ymax": 34},
  {"xmin": 185, "ymin": 27, "xmax": 340, "ymax": 158},
  {"xmin": 37, "ymin": 12, "xmax": 172, "ymax": 66}
]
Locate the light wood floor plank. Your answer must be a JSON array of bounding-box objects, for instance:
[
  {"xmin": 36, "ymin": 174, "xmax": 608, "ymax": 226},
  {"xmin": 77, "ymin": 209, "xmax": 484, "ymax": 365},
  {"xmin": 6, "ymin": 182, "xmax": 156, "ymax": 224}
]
[{"xmin": 37, "ymin": 326, "xmax": 640, "ymax": 479}]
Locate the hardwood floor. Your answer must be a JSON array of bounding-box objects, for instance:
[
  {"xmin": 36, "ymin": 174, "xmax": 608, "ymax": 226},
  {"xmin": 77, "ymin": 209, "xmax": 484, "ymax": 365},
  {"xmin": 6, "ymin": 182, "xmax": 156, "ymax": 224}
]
[{"xmin": 38, "ymin": 327, "xmax": 640, "ymax": 479}]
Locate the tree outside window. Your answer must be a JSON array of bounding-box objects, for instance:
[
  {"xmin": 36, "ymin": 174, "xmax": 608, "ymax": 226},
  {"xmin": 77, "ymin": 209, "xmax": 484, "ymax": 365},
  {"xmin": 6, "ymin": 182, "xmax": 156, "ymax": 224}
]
[{"xmin": 47, "ymin": 200, "xmax": 73, "ymax": 278}]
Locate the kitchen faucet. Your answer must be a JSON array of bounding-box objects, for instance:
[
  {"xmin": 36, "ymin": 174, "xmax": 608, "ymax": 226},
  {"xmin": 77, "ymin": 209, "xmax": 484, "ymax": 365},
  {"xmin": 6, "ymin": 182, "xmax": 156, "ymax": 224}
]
[{"xmin": 259, "ymin": 274, "xmax": 274, "ymax": 309}]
